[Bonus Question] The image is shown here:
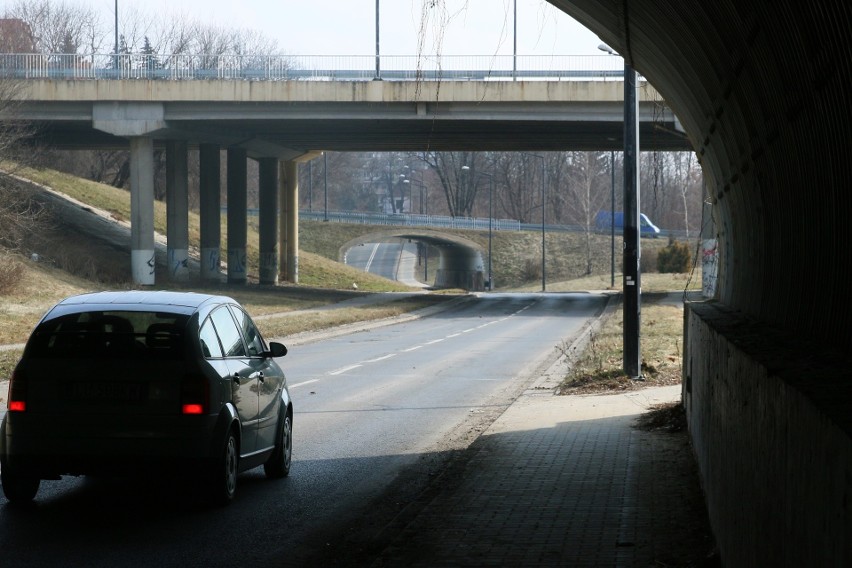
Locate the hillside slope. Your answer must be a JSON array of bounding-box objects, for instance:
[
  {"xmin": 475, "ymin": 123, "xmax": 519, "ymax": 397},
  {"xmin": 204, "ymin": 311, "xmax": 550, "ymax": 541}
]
[{"xmin": 2, "ymin": 167, "xmax": 413, "ymax": 292}]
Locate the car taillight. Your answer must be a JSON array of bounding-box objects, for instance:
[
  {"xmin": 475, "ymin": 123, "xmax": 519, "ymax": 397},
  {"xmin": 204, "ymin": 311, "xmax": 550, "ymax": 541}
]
[
  {"xmin": 180, "ymin": 374, "xmax": 208, "ymax": 415},
  {"xmin": 7, "ymin": 368, "xmax": 26, "ymax": 412}
]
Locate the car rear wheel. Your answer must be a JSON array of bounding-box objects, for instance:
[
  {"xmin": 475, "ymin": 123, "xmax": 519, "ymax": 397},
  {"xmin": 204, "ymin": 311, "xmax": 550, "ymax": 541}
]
[
  {"xmin": 264, "ymin": 413, "xmax": 292, "ymax": 479},
  {"xmin": 1, "ymin": 462, "xmax": 40, "ymax": 504},
  {"xmin": 208, "ymin": 429, "xmax": 238, "ymax": 506}
]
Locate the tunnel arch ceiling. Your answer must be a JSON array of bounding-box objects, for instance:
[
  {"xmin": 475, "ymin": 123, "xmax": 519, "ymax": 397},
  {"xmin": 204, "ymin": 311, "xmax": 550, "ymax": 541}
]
[
  {"xmin": 340, "ymin": 230, "xmax": 486, "ymax": 291},
  {"xmin": 549, "ymin": 0, "xmax": 852, "ymax": 346}
]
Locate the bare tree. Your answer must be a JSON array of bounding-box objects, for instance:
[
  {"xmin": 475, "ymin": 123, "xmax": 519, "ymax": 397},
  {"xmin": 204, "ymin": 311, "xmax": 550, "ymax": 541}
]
[
  {"xmin": 5, "ymin": 0, "xmax": 105, "ymax": 54},
  {"xmin": 492, "ymin": 152, "xmax": 544, "ymax": 223},
  {"xmin": 672, "ymin": 152, "xmax": 702, "ymax": 236},
  {"xmin": 560, "ymin": 151, "xmax": 609, "ymax": 274},
  {"xmin": 422, "ymin": 151, "xmax": 484, "ymax": 217},
  {"xmin": 156, "ymin": 13, "xmax": 199, "ymax": 56},
  {"xmin": 0, "ymin": 75, "xmax": 44, "ymax": 257}
]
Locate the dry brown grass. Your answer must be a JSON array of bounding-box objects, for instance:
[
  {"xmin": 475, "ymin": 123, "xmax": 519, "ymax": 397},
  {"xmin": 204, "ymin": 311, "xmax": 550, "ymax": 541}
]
[
  {"xmin": 7, "ymin": 165, "xmax": 413, "ymax": 292},
  {"xmin": 0, "ymin": 256, "xmax": 94, "ymax": 344},
  {"xmin": 557, "ymin": 295, "xmax": 686, "ymax": 395}
]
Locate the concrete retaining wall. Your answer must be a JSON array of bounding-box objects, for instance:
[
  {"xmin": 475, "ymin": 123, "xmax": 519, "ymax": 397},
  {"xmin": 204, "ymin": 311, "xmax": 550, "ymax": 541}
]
[{"xmin": 683, "ymin": 301, "xmax": 852, "ymax": 567}]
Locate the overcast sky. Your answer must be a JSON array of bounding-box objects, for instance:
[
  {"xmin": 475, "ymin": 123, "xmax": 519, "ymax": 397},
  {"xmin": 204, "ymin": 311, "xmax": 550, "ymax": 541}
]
[{"xmin": 86, "ymin": 0, "xmax": 604, "ymax": 56}]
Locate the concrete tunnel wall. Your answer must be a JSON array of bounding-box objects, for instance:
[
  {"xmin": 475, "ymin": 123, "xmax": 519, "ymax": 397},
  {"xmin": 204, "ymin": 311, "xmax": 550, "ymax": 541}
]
[{"xmin": 552, "ymin": 0, "xmax": 852, "ymax": 564}]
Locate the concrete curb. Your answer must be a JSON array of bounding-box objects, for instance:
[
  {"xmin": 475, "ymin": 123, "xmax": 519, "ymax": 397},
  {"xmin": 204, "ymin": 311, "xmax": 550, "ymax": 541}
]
[{"xmin": 525, "ymin": 291, "xmax": 621, "ymax": 394}]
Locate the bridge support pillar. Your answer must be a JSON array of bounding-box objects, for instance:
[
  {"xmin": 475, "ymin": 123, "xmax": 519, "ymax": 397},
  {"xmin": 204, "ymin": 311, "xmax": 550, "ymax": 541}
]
[
  {"xmin": 129, "ymin": 136, "xmax": 155, "ymax": 286},
  {"xmin": 166, "ymin": 140, "xmax": 190, "ymax": 282},
  {"xmin": 227, "ymin": 148, "xmax": 248, "ymax": 285},
  {"xmin": 199, "ymin": 144, "xmax": 221, "ymax": 282},
  {"xmin": 279, "ymin": 160, "xmax": 299, "ymax": 283},
  {"xmin": 258, "ymin": 158, "xmax": 279, "ymax": 285}
]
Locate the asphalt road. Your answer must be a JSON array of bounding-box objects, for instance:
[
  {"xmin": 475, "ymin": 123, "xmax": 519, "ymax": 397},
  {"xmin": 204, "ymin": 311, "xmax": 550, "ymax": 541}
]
[
  {"xmin": 345, "ymin": 241, "xmax": 404, "ymax": 280},
  {"xmin": 0, "ymin": 292, "xmax": 606, "ymax": 567}
]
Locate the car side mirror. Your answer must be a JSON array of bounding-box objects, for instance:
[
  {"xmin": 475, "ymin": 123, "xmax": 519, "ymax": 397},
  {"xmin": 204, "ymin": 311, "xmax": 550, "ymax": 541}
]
[{"xmin": 267, "ymin": 341, "xmax": 287, "ymax": 358}]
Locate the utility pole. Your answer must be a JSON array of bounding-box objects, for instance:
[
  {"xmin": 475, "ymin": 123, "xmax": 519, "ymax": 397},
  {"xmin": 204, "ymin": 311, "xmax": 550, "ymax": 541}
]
[
  {"xmin": 512, "ymin": 0, "xmax": 517, "ymax": 81},
  {"xmin": 323, "ymin": 152, "xmax": 328, "ymax": 221},
  {"xmin": 611, "ymin": 151, "xmax": 615, "ymax": 288},
  {"xmin": 113, "ymin": 0, "xmax": 119, "ymax": 72},
  {"xmin": 374, "ymin": 0, "xmax": 381, "ymax": 80},
  {"xmin": 623, "ymin": 63, "xmax": 642, "ymax": 379}
]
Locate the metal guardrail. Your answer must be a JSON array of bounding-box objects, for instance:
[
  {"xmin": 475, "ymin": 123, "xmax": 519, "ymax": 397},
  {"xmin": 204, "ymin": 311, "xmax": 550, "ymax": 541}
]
[
  {"xmin": 0, "ymin": 53, "xmax": 625, "ymax": 82},
  {"xmin": 242, "ymin": 207, "xmax": 688, "ymax": 237},
  {"xmin": 300, "ymin": 210, "xmax": 522, "ymax": 231}
]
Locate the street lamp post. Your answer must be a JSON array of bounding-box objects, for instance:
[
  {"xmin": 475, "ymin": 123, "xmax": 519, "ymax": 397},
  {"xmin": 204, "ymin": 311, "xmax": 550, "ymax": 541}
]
[
  {"xmin": 512, "ymin": 0, "xmax": 517, "ymax": 81},
  {"xmin": 422, "ymin": 183, "xmax": 428, "ymax": 280},
  {"xmin": 323, "ymin": 152, "xmax": 328, "ymax": 222},
  {"xmin": 623, "ymin": 62, "xmax": 642, "ymax": 379},
  {"xmin": 113, "ymin": 0, "xmax": 119, "ymax": 72},
  {"xmin": 610, "ymin": 151, "xmax": 615, "ymax": 287},
  {"xmin": 308, "ymin": 160, "xmax": 313, "ymax": 212},
  {"xmin": 374, "ymin": 0, "xmax": 381, "ymax": 80},
  {"xmin": 462, "ymin": 166, "xmax": 493, "ymax": 290},
  {"xmin": 486, "ymin": 173, "xmax": 493, "ymax": 290},
  {"xmin": 599, "ymin": 42, "xmax": 642, "ymax": 379},
  {"xmin": 523, "ymin": 152, "xmax": 546, "ymax": 292},
  {"xmin": 404, "ymin": 175, "xmax": 429, "ymax": 283},
  {"xmin": 599, "ymin": 44, "xmax": 618, "ymax": 289}
]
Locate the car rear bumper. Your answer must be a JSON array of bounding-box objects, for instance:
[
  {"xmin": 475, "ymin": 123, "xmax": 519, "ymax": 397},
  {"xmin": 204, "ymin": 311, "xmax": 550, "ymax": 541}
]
[{"xmin": 2, "ymin": 413, "xmax": 224, "ymax": 478}]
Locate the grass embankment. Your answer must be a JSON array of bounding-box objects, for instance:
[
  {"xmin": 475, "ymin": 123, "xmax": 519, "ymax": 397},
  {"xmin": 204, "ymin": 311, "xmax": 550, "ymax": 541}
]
[
  {"xmin": 0, "ymin": 253, "xmax": 449, "ymax": 347},
  {"xmin": 558, "ymin": 276, "xmax": 695, "ymax": 394},
  {"xmin": 8, "ymin": 165, "xmax": 414, "ymax": 293}
]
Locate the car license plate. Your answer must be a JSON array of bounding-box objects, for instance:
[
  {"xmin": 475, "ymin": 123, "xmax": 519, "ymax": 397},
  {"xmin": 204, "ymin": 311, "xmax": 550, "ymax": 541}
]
[{"xmin": 68, "ymin": 381, "xmax": 146, "ymax": 403}]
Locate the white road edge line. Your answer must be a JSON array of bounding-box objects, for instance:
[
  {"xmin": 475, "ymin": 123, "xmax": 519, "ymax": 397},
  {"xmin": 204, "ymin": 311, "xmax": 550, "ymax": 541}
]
[
  {"xmin": 364, "ymin": 243, "xmax": 380, "ymax": 273},
  {"xmin": 290, "ymin": 379, "xmax": 320, "ymax": 388},
  {"xmin": 329, "ymin": 364, "xmax": 363, "ymax": 376},
  {"xmin": 402, "ymin": 345, "xmax": 423, "ymax": 352},
  {"xmin": 363, "ymin": 354, "xmax": 397, "ymax": 363}
]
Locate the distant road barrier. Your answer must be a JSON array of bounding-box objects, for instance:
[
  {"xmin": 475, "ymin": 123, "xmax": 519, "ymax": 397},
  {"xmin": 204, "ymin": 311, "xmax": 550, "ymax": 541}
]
[
  {"xmin": 0, "ymin": 53, "xmax": 625, "ymax": 82},
  {"xmin": 298, "ymin": 209, "xmax": 521, "ymax": 231},
  {"xmin": 295, "ymin": 209, "xmax": 687, "ymax": 239}
]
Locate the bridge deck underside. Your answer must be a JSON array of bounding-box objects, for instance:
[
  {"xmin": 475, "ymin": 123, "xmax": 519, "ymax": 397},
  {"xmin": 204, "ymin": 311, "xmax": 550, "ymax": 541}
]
[{"xmin": 31, "ymin": 118, "xmax": 688, "ymax": 153}]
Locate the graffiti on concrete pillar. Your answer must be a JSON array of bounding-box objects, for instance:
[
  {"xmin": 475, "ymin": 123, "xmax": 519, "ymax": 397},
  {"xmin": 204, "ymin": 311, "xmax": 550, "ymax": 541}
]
[
  {"xmin": 259, "ymin": 252, "xmax": 277, "ymax": 272},
  {"xmin": 132, "ymin": 249, "xmax": 156, "ymax": 285},
  {"xmin": 228, "ymin": 248, "xmax": 246, "ymax": 275},
  {"xmin": 206, "ymin": 249, "xmax": 220, "ymax": 273},
  {"xmin": 169, "ymin": 249, "xmax": 189, "ymax": 278},
  {"xmin": 702, "ymin": 239, "xmax": 718, "ymax": 298}
]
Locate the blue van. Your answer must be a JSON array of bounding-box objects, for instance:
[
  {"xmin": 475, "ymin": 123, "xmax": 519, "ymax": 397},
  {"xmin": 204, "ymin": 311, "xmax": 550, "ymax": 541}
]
[{"xmin": 594, "ymin": 211, "xmax": 661, "ymax": 238}]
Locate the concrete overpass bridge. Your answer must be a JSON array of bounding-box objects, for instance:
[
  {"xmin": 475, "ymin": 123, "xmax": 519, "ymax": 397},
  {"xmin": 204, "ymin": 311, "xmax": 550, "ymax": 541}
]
[
  {"xmin": 340, "ymin": 229, "xmax": 487, "ymax": 290},
  {"xmin": 3, "ymin": 55, "xmax": 687, "ymax": 290}
]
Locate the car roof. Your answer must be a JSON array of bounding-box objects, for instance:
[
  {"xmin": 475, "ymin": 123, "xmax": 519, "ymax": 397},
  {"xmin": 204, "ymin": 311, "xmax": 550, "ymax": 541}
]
[{"xmin": 50, "ymin": 290, "xmax": 237, "ymax": 315}]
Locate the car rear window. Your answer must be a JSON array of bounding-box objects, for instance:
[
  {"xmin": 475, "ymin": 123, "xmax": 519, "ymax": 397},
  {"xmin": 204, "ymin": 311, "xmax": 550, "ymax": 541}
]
[{"xmin": 27, "ymin": 311, "xmax": 190, "ymax": 360}]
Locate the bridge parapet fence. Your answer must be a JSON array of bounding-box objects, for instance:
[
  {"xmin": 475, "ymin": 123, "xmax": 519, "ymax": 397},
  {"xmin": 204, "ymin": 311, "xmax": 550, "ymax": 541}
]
[
  {"xmin": 0, "ymin": 53, "xmax": 625, "ymax": 82},
  {"xmin": 298, "ymin": 210, "xmax": 521, "ymax": 231}
]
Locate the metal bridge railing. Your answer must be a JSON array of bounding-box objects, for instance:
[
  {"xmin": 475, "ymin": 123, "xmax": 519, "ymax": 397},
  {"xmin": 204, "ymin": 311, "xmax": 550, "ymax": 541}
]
[
  {"xmin": 245, "ymin": 208, "xmax": 686, "ymax": 237},
  {"xmin": 0, "ymin": 53, "xmax": 625, "ymax": 82},
  {"xmin": 299, "ymin": 210, "xmax": 522, "ymax": 231}
]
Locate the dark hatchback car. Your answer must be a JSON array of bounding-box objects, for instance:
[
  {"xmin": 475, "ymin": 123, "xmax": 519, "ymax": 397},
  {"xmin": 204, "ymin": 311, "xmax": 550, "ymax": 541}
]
[{"xmin": 0, "ymin": 290, "xmax": 292, "ymax": 505}]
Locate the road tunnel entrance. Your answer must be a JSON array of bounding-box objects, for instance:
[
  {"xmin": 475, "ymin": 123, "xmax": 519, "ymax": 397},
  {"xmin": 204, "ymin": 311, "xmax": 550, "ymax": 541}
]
[{"xmin": 341, "ymin": 230, "xmax": 486, "ymax": 291}]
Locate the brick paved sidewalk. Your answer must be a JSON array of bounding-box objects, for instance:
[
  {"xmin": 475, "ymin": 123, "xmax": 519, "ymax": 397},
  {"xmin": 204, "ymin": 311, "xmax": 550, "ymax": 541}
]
[{"xmin": 372, "ymin": 385, "xmax": 717, "ymax": 567}]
